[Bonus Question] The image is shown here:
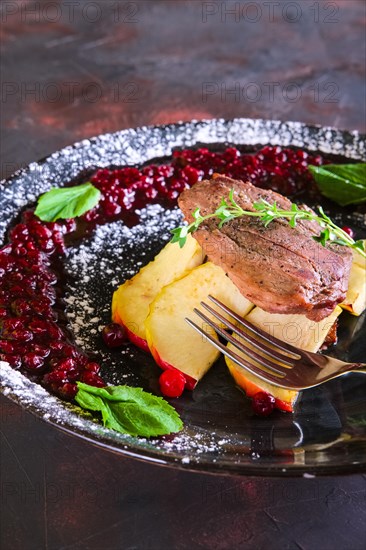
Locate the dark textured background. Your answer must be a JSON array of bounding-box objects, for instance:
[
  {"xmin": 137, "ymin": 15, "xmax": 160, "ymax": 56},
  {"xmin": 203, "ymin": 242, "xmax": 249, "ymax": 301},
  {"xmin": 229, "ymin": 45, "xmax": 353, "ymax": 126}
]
[{"xmin": 1, "ymin": 1, "xmax": 366, "ymax": 549}]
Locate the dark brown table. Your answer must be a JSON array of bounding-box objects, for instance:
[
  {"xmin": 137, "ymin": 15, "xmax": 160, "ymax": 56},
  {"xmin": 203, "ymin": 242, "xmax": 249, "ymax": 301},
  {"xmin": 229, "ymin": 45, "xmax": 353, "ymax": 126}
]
[{"xmin": 1, "ymin": 2, "xmax": 366, "ymax": 549}]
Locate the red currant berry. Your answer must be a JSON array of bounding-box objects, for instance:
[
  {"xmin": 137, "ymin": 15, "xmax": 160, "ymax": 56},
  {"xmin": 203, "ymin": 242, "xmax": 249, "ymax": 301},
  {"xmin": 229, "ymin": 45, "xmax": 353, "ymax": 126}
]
[
  {"xmin": 341, "ymin": 226, "xmax": 354, "ymax": 239},
  {"xmin": 252, "ymin": 392, "xmax": 275, "ymax": 416},
  {"xmin": 23, "ymin": 353, "xmax": 45, "ymax": 372},
  {"xmin": 101, "ymin": 323, "xmax": 127, "ymax": 348},
  {"xmin": 58, "ymin": 382, "xmax": 78, "ymax": 401},
  {"xmin": 80, "ymin": 371, "xmax": 106, "ymax": 387},
  {"xmin": 184, "ymin": 166, "xmax": 199, "ymax": 185},
  {"xmin": 84, "ymin": 362, "xmax": 101, "ymax": 373},
  {"xmin": 159, "ymin": 369, "xmax": 186, "ymax": 398},
  {"xmin": 11, "ymin": 328, "xmax": 33, "ymax": 343}
]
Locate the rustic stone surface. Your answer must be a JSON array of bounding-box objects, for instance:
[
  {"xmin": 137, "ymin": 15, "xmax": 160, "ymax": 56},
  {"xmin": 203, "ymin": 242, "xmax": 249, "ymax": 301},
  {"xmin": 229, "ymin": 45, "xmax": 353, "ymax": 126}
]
[{"xmin": 1, "ymin": 2, "xmax": 365, "ymax": 549}]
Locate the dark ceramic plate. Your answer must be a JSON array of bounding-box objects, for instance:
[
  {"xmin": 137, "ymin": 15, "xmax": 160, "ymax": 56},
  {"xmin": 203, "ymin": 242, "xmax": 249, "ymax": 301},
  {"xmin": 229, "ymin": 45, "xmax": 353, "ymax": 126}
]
[{"xmin": 1, "ymin": 119, "xmax": 365, "ymax": 477}]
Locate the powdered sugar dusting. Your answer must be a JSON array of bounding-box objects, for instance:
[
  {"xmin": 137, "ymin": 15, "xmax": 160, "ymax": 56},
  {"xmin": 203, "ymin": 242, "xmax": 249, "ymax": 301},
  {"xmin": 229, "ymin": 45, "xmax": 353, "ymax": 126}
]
[
  {"xmin": 62, "ymin": 204, "xmax": 183, "ymax": 384},
  {"xmin": 0, "ymin": 361, "xmax": 98, "ymax": 430},
  {"xmin": 0, "ymin": 361, "xmax": 230, "ymax": 463},
  {"xmin": 1, "ymin": 118, "xmax": 364, "ymax": 245},
  {"xmin": 1, "ymin": 119, "xmax": 365, "ymax": 476}
]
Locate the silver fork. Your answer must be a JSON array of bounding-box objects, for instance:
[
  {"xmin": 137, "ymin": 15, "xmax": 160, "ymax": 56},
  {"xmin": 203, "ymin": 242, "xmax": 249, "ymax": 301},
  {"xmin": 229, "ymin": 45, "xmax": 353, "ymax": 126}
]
[{"xmin": 186, "ymin": 296, "xmax": 366, "ymax": 391}]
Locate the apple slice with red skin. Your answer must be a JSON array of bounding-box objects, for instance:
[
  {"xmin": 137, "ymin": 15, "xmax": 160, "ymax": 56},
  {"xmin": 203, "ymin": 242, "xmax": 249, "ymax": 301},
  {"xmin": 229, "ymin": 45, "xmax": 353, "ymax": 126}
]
[
  {"xmin": 226, "ymin": 351, "xmax": 297, "ymax": 413},
  {"xmin": 341, "ymin": 246, "xmax": 366, "ymax": 316},
  {"xmin": 226, "ymin": 305, "xmax": 342, "ymax": 412},
  {"xmin": 111, "ymin": 235, "xmax": 204, "ymax": 351},
  {"xmin": 111, "ymin": 310, "xmax": 150, "ymax": 353},
  {"xmin": 150, "ymin": 348, "xmax": 197, "ymax": 390},
  {"xmin": 145, "ymin": 262, "xmax": 253, "ymax": 387}
]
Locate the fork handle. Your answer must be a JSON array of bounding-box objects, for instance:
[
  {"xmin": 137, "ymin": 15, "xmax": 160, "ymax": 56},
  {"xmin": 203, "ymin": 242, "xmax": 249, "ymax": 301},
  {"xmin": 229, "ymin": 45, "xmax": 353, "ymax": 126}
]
[{"xmin": 350, "ymin": 364, "xmax": 366, "ymax": 374}]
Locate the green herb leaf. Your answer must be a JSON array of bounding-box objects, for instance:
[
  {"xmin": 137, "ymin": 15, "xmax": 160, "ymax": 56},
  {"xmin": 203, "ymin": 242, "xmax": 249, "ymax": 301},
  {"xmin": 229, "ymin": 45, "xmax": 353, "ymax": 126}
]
[
  {"xmin": 170, "ymin": 227, "xmax": 183, "ymax": 244},
  {"xmin": 309, "ymin": 164, "xmax": 366, "ymax": 206},
  {"xmin": 262, "ymin": 214, "xmax": 275, "ymax": 227},
  {"xmin": 312, "ymin": 228, "xmax": 330, "ymax": 247},
  {"xmin": 172, "ymin": 188, "xmax": 366, "ymax": 258},
  {"xmin": 353, "ymin": 240, "xmax": 366, "ymax": 253},
  {"xmin": 192, "ymin": 207, "xmax": 201, "ymax": 220},
  {"xmin": 289, "ymin": 215, "xmax": 298, "ymax": 228},
  {"xmin": 178, "ymin": 226, "xmax": 188, "ymax": 239},
  {"xmin": 75, "ymin": 382, "xmax": 183, "ymax": 437},
  {"xmin": 35, "ymin": 182, "xmax": 101, "ymax": 222},
  {"xmin": 253, "ymin": 200, "xmax": 268, "ymax": 212},
  {"xmin": 218, "ymin": 214, "xmax": 235, "ymax": 228}
]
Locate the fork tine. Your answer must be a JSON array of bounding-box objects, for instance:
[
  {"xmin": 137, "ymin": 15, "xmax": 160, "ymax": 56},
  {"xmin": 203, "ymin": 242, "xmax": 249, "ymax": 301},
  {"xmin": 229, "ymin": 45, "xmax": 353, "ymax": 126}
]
[
  {"xmin": 193, "ymin": 308, "xmax": 290, "ymax": 377},
  {"xmin": 185, "ymin": 317, "xmax": 287, "ymax": 387},
  {"xmin": 208, "ymin": 295, "xmax": 303, "ymax": 358},
  {"xmin": 200, "ymin": 301, "xmax": 297, "ymax": 367}
]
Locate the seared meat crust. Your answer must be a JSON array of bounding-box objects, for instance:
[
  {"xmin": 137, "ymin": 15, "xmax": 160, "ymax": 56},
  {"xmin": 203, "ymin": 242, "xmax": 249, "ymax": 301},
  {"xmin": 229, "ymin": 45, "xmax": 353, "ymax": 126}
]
[{"xmin": 178, "ymin": 176, "xmax": 352, "ymax": 321}]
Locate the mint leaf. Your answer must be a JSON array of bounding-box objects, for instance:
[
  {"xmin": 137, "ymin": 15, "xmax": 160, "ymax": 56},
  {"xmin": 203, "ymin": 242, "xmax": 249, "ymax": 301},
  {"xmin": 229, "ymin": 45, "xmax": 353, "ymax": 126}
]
[
  {"xmin": 75, "ymin": 382, "xmax": 183, "ymax": 437},
  {"xmin": 322, "ymin": 164, "xmax": 366, "ymax": 187},
  {"xmin": 75, "ymin": 388, "xmax": 105, "ymax": 412},
  {"xmin": 35, "ymin": 182, "xmax": 101, "ymax": 222},
  {"xmin": 309, "ymin": 164, "xmax": 366, "ymax": 206}
]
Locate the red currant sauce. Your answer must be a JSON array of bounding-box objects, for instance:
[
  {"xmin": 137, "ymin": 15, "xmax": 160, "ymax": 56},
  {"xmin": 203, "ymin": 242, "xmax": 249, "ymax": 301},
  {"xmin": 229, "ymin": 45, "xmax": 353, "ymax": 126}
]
[{"xmin": 0, "ymin": 146, "xmax": 329, "ymax": 402}]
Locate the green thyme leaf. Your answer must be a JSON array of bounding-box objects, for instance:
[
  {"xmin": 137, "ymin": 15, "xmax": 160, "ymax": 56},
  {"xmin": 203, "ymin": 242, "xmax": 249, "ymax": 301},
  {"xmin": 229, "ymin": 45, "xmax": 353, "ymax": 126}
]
[
  {"xmin": 289, "ymin": 215, "xmax": 298, "ymax": 228},
  {"xmin": 253, "ymin": 201, "xmax": 267, "ymax": 212},
  {"xmin": 178, "ymin": 226, "xmax": 188, "ymax": 239},
  {"xmin": 35, "ymin": 182, "xmax": 101, "ymax": 222},
  {"xmin": 353, "ymin": 240, "xmax": 366, "ymax": 253},
  {"xmin": 262, "ymin": 214, "xmax": 275, "ymax": 227},
  {"xmin": 170, "ymin": 228, "xmax": 182, "ymax": 243},
  {"xmin": 313, "ymin": 228, "xmax": 330, "ymax": 247},
  {"xmin": 218, "ymin": 215, "xmax": 235, "ymax": 228},
  {"xmin": 171, "ymin": 188, "xmax": 366, "ymax": 258},
  {"xmin": 75, "ymin": 382, "xmax": 183, "ymax": 437},
  {"xmin": 192, "ymin": 208, "xmax": 200, "ymax": 219},
  {"xmin": 309, "ymin": 164, "xmax": 366, "ymax": 206}
]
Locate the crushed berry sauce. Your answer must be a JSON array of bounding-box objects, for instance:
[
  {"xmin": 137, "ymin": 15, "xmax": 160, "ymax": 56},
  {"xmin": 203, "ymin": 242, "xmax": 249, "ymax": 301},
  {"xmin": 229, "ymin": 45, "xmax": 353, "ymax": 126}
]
[{"xmin": 0, "ymin": 146, "xmax": 325, "ymax": 401}]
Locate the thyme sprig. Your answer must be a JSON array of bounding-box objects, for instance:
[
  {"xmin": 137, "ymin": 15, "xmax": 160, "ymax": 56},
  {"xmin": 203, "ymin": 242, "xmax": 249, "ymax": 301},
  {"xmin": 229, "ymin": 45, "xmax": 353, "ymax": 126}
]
[{"xmin": 171, "ymin": 189, "xmax": 366, "ymax": 258}]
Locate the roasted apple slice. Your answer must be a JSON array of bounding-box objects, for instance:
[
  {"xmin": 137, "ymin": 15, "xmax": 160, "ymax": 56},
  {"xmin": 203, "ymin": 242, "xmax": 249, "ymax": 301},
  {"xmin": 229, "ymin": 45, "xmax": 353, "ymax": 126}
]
[
  {"xmin": 341, "ymin": 244, "xmax": 366, "ymax": 316},
  {"xmin": 226, "ymin": 306, "xmax": 343, "ymax": 412},
  {"xmin": 226, "ymin": 349, "xmax": 299, "ymax": 413},
  {"xmin": 112, "ymin": 235, "xmax": 204, "ymax": 351},
  {"xmin": 145, "ymin": 262, "xmax": 253, "ymax": 388},
  {"xmin": 341, "ymin": 264, "xmax": 366, "ymax": 316},
  {"xmin": 352, "ymin": 241, "xmax": 366, "ymax": 269}
]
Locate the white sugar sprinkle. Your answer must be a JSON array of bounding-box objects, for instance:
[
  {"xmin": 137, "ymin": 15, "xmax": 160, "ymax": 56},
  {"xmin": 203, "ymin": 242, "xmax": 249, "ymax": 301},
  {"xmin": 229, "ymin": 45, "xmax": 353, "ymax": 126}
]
[{"xmin": 1, "ymin": 119, "xmax": 364, "ymax": 469}]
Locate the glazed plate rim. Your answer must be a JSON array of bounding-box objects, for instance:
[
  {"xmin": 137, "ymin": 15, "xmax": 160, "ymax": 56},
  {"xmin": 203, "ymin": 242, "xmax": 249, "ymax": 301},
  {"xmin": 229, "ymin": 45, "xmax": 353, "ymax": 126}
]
[{"xmin": 1, "ymin": 117, "xmax": 365, "ymax": 477}]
